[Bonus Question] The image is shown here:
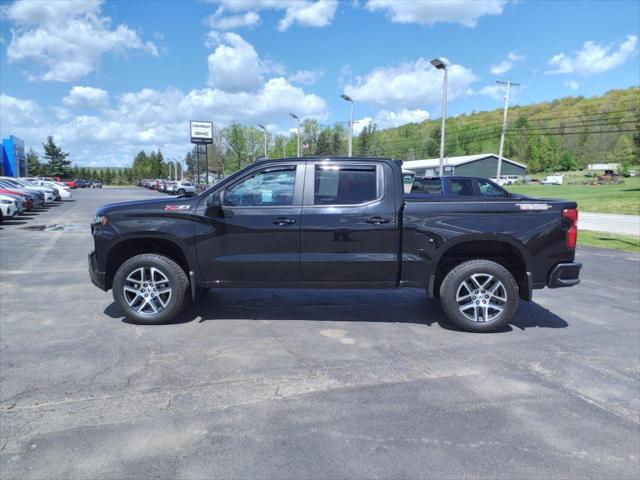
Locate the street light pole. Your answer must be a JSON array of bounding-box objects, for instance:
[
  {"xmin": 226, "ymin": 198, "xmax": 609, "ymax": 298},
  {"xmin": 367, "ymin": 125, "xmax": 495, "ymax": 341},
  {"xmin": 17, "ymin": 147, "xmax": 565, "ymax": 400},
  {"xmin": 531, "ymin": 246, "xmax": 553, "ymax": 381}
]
[
  {"xmin": 431, "ymin": 58, "xmax": 448, "ymax": 176},
  {"xmin": 340, "ymin": 94, "xmax": 354, "ymax": 157},
  {"xmin": 289, "ymin": 113, "xmax": 300, "ymax": 157},
  {"xmin": 258, "ymin": 124, "xmax": 268, "ymax": 158}
]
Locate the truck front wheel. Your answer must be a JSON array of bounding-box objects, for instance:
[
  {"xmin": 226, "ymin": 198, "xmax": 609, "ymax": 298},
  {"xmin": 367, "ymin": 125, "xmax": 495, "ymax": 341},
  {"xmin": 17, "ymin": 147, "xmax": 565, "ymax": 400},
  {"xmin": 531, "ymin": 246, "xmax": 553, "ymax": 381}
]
[
  {"xmin": 439, "ymin": 259, "xmax": 518, "ymax": 332},
  {"xmin": 112, "ymin": 253, "xmax": 189, "ymax": 324}
]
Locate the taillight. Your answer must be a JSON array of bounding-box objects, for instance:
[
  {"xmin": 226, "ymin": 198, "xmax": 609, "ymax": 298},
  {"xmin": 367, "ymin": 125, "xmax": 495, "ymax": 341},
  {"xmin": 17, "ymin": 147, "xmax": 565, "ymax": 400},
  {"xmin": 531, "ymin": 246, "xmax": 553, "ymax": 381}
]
[{"xmin": 563, "ymin": 208, "xmax": 578, "ymax": 249}]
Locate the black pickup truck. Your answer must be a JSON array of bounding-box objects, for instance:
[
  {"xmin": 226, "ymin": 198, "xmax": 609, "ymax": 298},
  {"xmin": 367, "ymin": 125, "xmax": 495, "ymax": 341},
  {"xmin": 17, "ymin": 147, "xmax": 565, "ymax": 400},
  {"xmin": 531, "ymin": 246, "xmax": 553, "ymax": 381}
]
[{"xmin": 89, "ymin": 157, "xmax": 581, "ymax": 332}]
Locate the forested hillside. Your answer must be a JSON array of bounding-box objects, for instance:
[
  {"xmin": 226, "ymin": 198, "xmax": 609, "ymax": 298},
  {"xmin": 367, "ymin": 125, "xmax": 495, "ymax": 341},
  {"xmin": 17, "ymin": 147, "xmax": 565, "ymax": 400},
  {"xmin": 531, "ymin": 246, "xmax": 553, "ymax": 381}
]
[{"xmin": 368, "ymin": 87, "xmax": 639, "ymax": 172}]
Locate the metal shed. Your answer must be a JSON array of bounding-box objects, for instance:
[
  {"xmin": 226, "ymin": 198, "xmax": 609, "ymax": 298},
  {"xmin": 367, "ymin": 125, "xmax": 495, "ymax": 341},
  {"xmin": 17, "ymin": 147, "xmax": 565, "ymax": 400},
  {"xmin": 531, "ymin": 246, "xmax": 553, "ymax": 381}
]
[{"xmin": 402, "ymin": 153, "xmax": 526, "ymax": 178}]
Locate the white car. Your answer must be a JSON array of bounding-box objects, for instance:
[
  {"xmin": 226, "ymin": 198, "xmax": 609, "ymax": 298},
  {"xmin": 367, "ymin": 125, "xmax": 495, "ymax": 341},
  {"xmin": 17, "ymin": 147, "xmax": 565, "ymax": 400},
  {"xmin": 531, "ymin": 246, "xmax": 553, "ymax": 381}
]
[
  {"xmin": 172, "ymin": 181, "xmax": 197, "ymax": 196},
  {"xmin": 0, "ymin": 195, "xmax": 19, "ymax": 218},
  {"xmin": 23, "ymin": 178, "xmax": 72, "ymax": 199},
  {"xmin": 541, "ymin": 174, "xmax": 564, "ymax": 185},
  {"xmin": 1, "ymin": 177, "xmax": 56, "ymax": 202}
]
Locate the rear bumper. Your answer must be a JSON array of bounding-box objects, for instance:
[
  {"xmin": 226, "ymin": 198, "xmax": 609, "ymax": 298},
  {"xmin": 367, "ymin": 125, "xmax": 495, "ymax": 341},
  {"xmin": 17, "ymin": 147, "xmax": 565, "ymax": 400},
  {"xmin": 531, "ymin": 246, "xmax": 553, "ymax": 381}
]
[
  {"xmin": 547, "ymin": 262, "xmax": 582, "ymax": 288},
  {"xmin": 88, "ymin": 251, "xmax": 107, "ymax": 291}
]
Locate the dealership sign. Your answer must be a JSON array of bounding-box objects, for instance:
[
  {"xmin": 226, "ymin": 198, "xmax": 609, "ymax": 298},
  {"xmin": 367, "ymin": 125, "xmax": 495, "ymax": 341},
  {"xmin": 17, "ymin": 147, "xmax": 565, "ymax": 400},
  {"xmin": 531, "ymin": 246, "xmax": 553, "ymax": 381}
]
[{"xmin": 190, "ymin": 121, "xmax": 213, "ymax": 144}]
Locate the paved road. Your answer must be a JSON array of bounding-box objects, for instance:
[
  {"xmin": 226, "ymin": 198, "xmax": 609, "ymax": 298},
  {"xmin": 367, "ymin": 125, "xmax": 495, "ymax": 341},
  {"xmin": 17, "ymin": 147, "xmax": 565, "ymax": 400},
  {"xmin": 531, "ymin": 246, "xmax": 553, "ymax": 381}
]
[
  {"xmin": 580, "ymin": 212, "xmax": 640, "ymax": 237},
  {"xmin": 1, "ymin": 189, "xmax": 639, "ymax": 479}
]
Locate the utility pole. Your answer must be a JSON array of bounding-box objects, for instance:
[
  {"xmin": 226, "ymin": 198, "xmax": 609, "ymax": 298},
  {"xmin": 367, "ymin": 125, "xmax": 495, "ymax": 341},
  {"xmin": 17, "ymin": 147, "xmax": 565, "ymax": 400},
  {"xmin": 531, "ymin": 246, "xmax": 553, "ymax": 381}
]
[{"xmin": 496, "ymin": 79, "xmax": 520, "ymax": 180}]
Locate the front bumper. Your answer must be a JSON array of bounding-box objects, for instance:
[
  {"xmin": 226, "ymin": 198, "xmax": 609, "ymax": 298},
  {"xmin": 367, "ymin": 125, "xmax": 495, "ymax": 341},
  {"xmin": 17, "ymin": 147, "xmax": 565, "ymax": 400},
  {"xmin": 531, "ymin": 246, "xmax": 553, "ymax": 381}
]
[
  {"xmin": 547, "ymin": 262, "xmax": 582, "ymax": 288},
  {"xmin": 88, "ymin": 251, "xmax": 107, "ymax": 291}
]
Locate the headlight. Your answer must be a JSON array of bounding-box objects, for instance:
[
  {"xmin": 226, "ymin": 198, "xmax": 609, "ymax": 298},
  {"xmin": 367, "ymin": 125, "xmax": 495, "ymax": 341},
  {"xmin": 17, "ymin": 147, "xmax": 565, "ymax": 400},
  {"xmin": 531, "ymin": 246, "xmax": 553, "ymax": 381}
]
[
  {"xmin": 1, "ymin": 199, "xmax": 14, "ymax": 205},
  {"xmin": 92, "ymin": 214, "xmax": 108, "ymax": 226}
]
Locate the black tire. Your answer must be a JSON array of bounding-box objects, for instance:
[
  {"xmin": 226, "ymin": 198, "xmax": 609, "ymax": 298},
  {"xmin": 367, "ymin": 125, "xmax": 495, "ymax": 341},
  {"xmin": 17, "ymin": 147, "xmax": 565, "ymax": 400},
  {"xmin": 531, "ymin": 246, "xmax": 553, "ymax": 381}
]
[
  {"xmin": 439, "ymin": 259, "xmax": 518, "ymax": 332},
  {"xmin": 178, "ymin": 189, "xmax": 186, "ymax": 196},
  {"xmin": 112, "ymin": 253, "xmax": 189, "ymax": 325}
]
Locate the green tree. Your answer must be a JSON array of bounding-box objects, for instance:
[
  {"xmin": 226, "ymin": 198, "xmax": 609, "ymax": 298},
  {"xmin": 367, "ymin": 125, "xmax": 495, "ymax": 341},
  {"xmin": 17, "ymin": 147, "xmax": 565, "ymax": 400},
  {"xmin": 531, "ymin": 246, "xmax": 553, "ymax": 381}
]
[
  {"xmin": 316, "ymin": 129, "xmax": 332, "ymax": 155},
  {"xmin": 42, "ymin": 136, "xmax": 72, "ymax": 177},
  {"xmin": 26, "ymin": 148, "xmax": 43, "ymax": 176},
  {"xmin": 609, "ymin": 135, "xmax": 635, "ymax": 164},
  {"xmin": 559, "ymin": 150, "xmax": 578, "ymax": 171},
  {"xmin": 331, "ymin": 123, "xmax": 345, "ymax": 155}
]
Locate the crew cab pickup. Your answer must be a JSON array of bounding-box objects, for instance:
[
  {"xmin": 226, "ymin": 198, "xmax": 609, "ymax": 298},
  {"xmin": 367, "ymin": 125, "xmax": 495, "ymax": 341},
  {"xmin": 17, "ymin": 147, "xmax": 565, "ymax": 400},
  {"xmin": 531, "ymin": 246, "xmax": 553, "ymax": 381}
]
[{"xmin": 89, "ymin": 157, "xmax": 581, "ymax": 332}]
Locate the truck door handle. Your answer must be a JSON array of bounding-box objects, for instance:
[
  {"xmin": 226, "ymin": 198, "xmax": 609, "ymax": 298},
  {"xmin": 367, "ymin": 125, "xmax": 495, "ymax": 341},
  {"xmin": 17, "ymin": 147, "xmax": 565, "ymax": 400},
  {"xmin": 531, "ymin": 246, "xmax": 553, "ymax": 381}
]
[
  {"xmin": 366, "ymin": 216, "xmax": 392, "ymax": 224},
  {"xmin": 273, "ymin": 217, "xmax": 296, "ymax": 226}
]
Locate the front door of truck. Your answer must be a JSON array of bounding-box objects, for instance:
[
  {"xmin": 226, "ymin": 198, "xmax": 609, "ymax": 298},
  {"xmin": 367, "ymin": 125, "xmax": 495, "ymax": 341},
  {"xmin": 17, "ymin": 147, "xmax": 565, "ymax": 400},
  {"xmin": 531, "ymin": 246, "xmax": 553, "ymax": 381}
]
[
  {"xmin": 300, "ymin": 161, "xmax": 398, "ymax": 285},
  {"xmin": 196, "ymin": 163, "xmax": 304, "ymax": 284}
]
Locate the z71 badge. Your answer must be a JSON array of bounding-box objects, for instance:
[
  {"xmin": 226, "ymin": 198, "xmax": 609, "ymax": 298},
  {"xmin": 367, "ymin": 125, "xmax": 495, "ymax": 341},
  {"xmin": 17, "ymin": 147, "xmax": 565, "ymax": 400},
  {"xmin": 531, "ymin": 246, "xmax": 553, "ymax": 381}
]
[{"xmin": 164, "ymin": 205, "xmax": 191, "ymax": 211}]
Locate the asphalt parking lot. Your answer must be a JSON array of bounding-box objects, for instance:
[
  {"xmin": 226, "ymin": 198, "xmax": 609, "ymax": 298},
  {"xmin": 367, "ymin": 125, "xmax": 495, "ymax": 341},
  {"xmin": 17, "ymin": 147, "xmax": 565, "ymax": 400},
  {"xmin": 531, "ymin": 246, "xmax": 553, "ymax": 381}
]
[{"xmin": 1, "ymin": 188, "xmax": 639, "ymax": 479}]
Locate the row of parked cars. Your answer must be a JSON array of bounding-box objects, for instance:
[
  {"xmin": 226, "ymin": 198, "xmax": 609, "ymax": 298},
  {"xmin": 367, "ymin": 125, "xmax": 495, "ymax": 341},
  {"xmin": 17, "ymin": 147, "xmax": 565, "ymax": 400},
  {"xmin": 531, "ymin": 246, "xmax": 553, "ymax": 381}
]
[
  {"xmin": 138, "ymin": 179, "xmax": 197, "ymax": 196},
  {"xmin": 0, "ymin": 176, "xmax": 73, "ymax": 223},
  {"xmin": 65, "ymin": 178, "xmax": 103, "ymax": 189}
]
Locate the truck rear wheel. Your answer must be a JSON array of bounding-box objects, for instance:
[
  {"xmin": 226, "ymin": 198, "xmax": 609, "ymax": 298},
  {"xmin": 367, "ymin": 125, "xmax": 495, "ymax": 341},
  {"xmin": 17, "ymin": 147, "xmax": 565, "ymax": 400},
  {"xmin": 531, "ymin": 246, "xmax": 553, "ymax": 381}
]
[
  {"xmin": 113, "ymin": 253, "xmax": 189, "ymax": 325},
  {"xmin": 439, "ymin": 259, "xmax": 518, "ymax": 332}
]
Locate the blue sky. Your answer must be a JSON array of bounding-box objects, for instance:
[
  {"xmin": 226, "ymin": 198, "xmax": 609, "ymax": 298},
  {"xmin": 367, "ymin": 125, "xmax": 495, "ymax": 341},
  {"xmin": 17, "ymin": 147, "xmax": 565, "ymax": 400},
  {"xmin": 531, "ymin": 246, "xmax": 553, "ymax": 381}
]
[{"xmin": 1, "ymin": 0, "xmax": 639, "ymax": 166}]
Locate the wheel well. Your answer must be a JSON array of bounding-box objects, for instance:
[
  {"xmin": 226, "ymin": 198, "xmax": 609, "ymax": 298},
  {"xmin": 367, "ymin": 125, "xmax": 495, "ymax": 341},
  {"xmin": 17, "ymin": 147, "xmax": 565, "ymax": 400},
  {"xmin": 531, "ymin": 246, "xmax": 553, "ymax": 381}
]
[
  {"xmin": 105, "ymin": 238, "xmax": 190, "ymax": 289},
  {"xmin": 434, "ymin": 241, "xmax": 528, "ymax": 299}
]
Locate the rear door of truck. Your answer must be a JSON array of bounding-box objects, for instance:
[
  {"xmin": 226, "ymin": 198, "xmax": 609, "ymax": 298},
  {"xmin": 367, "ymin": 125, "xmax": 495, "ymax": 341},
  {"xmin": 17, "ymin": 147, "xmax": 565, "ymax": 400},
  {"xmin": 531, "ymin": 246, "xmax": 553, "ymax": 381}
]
[{"xmin": 299, "ymin": 160, "xmax": 398, "ymax": 285}]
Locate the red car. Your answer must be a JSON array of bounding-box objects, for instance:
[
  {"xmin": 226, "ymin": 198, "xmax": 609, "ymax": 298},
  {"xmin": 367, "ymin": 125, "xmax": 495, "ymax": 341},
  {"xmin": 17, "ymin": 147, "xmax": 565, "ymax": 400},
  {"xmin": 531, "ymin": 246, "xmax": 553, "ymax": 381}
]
[
  {"xmin": 0, "ymin": 188, "xmax": 34, "ymax": 210},
  {"xmin": 63, "ymin": 180, "xmax": 78, "ymax": 189}
]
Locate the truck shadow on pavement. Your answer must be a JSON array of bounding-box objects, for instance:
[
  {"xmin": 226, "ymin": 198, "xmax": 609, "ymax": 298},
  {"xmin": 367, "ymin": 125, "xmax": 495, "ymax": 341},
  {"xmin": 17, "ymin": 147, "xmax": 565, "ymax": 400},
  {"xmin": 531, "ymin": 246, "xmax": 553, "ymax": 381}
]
[{"xmin": 106, "ymin": 289, "xmax": 568, "ymax": 332}]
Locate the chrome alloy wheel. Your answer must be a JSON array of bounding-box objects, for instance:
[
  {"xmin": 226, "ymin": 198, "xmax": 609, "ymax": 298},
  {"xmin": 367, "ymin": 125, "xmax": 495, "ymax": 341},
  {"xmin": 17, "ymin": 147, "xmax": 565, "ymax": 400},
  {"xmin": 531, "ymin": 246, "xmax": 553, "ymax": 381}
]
[
  {"xmin": 123, "ymin": 267, "xmax": 172, "ymax": 315},
  {"xmin": 455, "ymin": 273, "xmax": 507, "ymax": 323}
]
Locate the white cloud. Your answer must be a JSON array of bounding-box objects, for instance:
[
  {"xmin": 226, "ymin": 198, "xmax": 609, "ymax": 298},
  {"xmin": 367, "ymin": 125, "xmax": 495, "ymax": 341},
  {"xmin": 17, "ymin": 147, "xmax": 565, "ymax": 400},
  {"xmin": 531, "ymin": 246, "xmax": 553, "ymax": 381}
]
[
  {"xmin": 288, "ymin": 69, "xmax": 324, "ymax": 85},
  {"xmin": 476, "ymin": 85, "xmax": 504, "ymax": 101},
  {"xmin": 206, "ymin": 32, "xmax": 265, "ymax": 92},
  {"xmin": 215, "ymin": 0, "xmax": 338, "ymax": 31},
  {"xmin": 563, "ymin": 80, "xmax": 581, "ymax": 90},
  {"xmin": 365, "ymin": 0, "xmax": 508, "ymax": 27},
  {"xmin": 490, "ymin": 51, "xmax": 525, "ymax": 75},
  {"xmin": 375, "ymin": 108, "xmax": 429, "ymax": 128},
  {"xmin": 352, "ymin": 117, "xmax": 373, "ymax": 136},
  {"xmin": 4, "ymin": 0, "xmax": 158, "ymax": 82},
  {"xmin": 344, "ymin": 58, "xmax": 477, "ymax": 109},
  {"xmin": 206, "ymin": 10, "xmax": 260, "ymax": 30},
  {"xmin": 547, "ymin": 35, "xmax": 639, "ymax": 76},
  {"xmin": 63, "ymin": 86, "xmax": 109, "ymax": 109},
  {"xmin": 0, "ymin": 80, "xmax": 328, "ymax": 166}
]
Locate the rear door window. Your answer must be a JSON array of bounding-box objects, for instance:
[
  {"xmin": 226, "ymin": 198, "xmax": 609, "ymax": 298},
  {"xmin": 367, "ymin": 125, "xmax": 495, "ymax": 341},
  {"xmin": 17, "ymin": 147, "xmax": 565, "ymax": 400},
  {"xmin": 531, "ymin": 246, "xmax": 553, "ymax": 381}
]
[{"xmin": 313, "ymin": 165, "xmax": 378, "ymax": 205}]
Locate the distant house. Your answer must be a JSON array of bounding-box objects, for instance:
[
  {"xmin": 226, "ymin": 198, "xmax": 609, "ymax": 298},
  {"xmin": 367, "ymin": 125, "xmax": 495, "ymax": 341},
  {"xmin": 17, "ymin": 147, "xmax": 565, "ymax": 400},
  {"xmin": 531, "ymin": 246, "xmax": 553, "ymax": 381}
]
[
  {"xmin": 588, "ymin": 163, "xmax": 619, "ymax": 171},
  {"xmin": 402, "ymin": 153, "xmax": 526, "ymax": 178}
]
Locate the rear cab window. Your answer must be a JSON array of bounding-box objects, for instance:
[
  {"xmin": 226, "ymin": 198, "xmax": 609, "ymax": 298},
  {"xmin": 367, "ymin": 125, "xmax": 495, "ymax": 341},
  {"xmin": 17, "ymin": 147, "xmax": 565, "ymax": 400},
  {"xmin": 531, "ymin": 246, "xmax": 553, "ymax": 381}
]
[
  {"xmin": 448, "ymin": 178, "xmax": 474, "ymax": 196},
  {"xmin": 313, "ymin": 164, "xmax": 379, "ymax": 205}
]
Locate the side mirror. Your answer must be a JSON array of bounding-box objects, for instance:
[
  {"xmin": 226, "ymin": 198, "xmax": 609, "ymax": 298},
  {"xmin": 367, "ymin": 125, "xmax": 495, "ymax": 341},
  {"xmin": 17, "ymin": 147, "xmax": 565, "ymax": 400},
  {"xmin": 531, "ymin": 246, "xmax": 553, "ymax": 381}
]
[
  {"xmin": 205, "ymin": 191, "xmax": 222, "ymax": 217},
  {"xmin": 208, "ymin": 191, "xmax": 221, "ymax": 208}
]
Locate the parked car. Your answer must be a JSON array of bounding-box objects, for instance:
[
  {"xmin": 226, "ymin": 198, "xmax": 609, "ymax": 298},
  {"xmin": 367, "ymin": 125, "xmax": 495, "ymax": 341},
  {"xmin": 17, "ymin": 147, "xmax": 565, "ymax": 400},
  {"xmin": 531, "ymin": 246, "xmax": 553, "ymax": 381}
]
[
  {"xmin": 0, "ymin": 185, "xmax": 42, "ymax": 209},
  {"xmin": 22, "ymin": 178, "xmax": 72, "ymax": 200},
  {"xmin": 0, "ymin": 177, "xmax": 56, "ymax": 203},
  {"xmin": 0, "ymin": 194, "xmax": 19, "ymax": 219},
  {"xmin": 75, "ymin": 179, "xmax": 90, "ymax": 188},
  {"xmin": 89, "ymin": 157, "xmax": 581, "ymax": 332},
  {"xmin": 0, "ymin": 188, "xmax": 35, "ymax": 210},
  {"xmin": 171, "ymin": 181, "xmax": 197, "ymax": 196},
  {"xmin": 91, "ymin": 180, "xmax": 103, "ymax": 188},
  {"xmin": 62, "ymin": 179, "xmax": 78, "ymax": 189}
]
